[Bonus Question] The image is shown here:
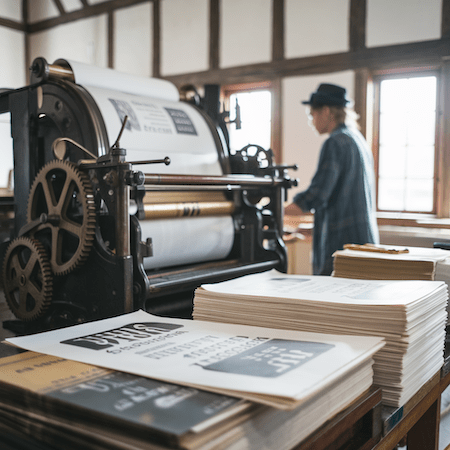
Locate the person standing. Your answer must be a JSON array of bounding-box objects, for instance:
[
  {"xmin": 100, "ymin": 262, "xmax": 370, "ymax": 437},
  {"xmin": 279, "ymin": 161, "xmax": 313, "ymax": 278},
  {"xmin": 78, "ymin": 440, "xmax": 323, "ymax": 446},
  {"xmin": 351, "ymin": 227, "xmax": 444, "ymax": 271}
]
[{"xmin": 285, "ymin": 83, "xmax": 379, "ymax": 275}]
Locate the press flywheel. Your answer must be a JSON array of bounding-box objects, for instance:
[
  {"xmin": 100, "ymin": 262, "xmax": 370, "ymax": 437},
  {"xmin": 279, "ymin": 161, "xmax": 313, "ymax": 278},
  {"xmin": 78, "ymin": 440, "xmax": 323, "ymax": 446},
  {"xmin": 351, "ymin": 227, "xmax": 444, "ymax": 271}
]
[
  {"xmin": 26, "ymin": 159, "xmax": 96, "ymax": 276},
  {"xmin": 2, "ymin": 236, "xmax": 53, "ymax": 321}
]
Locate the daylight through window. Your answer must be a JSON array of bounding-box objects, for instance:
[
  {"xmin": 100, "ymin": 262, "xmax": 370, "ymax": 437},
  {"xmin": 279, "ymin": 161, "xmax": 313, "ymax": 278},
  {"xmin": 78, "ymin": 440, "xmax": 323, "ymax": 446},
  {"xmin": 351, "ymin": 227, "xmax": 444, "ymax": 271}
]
[
  {"xmin": 377, "ymin": 75, "xmax": 437, "ymax": 213},
  {"xmin": 228, "ymin": 90, "xmax": 272, "ymax": 153}
]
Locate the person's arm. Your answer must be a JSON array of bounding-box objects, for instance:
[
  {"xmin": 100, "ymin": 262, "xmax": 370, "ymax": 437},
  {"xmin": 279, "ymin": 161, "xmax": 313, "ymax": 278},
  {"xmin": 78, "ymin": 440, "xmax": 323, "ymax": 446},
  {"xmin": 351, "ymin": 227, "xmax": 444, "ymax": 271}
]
[{"xmin": 293, "ymin": 137, "xmax": 342, "ymax": 212}]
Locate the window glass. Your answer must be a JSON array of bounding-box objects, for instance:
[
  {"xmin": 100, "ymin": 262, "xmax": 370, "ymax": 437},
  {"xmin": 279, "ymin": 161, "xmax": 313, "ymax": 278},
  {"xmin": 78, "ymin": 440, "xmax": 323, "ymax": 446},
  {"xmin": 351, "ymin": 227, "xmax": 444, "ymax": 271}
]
[
  {"xmin": 228, "ymin": 90, "xmax": 272, "ymax": 153},
  {"xmin": 0, "ymin": 112, "xmax": 13, "ymax": 191},
  {"xmin": 377, "ymin": 75, "xmax": 437, "ymax": 213}
]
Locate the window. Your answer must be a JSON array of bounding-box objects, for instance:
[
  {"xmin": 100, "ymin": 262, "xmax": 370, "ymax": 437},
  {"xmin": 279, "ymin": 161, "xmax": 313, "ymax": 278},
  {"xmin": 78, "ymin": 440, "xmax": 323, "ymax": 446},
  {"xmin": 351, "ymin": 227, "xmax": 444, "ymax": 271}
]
[
  {"xmin": 0, "ymin": 112, "xmax": 13, "ymax": 191},
  {"xmin": 222, "ymin": 82, "xmax": 279, "ymax": 161},
  {"xmin": 228, "ymin": 90, "xmax": 272, "ymax": 152},
  {"xmin": 374, "ymin": 72, "xmax": 439, "ymax": 214}
]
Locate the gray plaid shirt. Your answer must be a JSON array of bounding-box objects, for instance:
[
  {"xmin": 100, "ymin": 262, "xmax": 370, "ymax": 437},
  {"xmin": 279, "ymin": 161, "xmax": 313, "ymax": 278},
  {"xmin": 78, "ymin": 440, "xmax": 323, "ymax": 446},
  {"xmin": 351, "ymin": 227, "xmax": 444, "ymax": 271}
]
[{"xmin": 294, "ymin": 124, "xmax": 379, "ymax": 275}]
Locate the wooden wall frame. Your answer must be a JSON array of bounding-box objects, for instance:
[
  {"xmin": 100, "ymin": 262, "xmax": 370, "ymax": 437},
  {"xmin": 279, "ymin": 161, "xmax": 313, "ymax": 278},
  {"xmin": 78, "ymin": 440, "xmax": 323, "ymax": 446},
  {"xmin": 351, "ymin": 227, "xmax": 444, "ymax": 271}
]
[{"xmin": 2, "ymin": 1, "xmax": 447, "ymax": 112}]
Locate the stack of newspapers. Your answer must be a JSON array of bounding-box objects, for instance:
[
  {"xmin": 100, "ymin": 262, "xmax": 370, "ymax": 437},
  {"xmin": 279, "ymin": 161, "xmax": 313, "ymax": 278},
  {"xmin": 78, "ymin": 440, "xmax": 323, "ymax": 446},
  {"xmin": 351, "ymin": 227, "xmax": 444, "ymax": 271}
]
[
  {"xmin": 194, "ymin": 270, "xmax": 448, "ymax": 407},
  {"xmin": 3, "ymin": 310, "xmax": 384, "ymax": 450},
  {"xmin": 332, "ymin": 244, "xmax": 450, "ymax": 281},
  {"xmin": 332, "ymin": 244, "xmax": 450, "ymax": 324}
]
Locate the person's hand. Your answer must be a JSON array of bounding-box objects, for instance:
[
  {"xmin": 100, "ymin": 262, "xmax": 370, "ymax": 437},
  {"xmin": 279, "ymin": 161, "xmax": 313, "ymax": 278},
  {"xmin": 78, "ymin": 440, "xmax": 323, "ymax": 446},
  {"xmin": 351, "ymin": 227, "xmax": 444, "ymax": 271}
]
[{"xmin": 284, "ymin": 203, "xmax": 303, "ymax": 216}]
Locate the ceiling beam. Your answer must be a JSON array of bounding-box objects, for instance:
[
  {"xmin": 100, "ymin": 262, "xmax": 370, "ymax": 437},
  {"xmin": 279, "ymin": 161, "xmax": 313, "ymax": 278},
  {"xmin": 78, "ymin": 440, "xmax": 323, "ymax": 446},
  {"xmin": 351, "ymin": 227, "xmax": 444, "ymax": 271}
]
[
  {"xmin": 163, "ymin": 39, "xmax": 450, "ymax": 87},
  {"xmin": 0, "ymin": 17, "xmax": 26, "ymax": 32},
  {"xmin": 27, "ymin": 0, "xmax": 152, "ymax": 33},
  {"xmin": 52, "ymin": 0, "xmax": 66, "ymax": 15}
]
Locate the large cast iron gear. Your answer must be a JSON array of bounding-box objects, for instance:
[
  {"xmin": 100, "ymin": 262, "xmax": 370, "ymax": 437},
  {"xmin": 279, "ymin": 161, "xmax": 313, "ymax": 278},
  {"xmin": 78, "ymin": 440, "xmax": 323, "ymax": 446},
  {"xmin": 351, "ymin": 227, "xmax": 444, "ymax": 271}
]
[
  {"xmin": 2, "ymin": 236, "xmax": 53, "ymax": 322},
  {"xmin": 27, "ymin": 159, "xmax": 96, "ymax": 276}
]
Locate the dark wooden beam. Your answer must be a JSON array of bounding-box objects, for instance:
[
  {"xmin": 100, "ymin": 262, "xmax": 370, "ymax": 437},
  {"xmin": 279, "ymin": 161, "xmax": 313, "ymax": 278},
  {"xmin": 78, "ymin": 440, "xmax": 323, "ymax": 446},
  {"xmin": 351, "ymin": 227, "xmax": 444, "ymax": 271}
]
[
  {"xmin": 436, "ymin": 60, "xmax": 450, "ymax": 216},
  {"xmin": 271, "ymin": 78, "xmax": 282, "ymax": 162},
  {"xmin": 0, "ymin": 17, "xmax": 26, "ymax": 32},
  {"xmin": 23, "ymin": 0, "xmax": 30, "ymax": 83},
  {"xmin": 209, "ymin": 0, "xmax": 220, "ymax": 70},
  {"xmin": 152, "ymin": 0, "xmax": 160, "ymax": 78},
  {"xmin": 354, "ymin": 68, "xmax": 370, "ymax": 138},
  {"xmin": 442, "ymin": 0, "xmax": 450, "ymax": 39},
  {"xmin": 27, "ymin": 0, "xmax": 151, "ymax": 33},
  {"xmin": 108, "ymin": 12, "xmax": 114, "ymax": 68},
  {"xmin": 349, "ymin": 0, "xmax": 366, "ymax": 51},
  {"xmin": 80, "ymin": 0, "xmax": 89, "ymax": 6},
  {"xmin": 272, "ymin": 0, "xmax": 284, "ymax": 61},
  {"xmin": 52, "ymin": 0, "xmax": 66, "ymax": 15},
  {"xmin": 163, "ymin": 39, "xmax": 450, "ymax": 87}
]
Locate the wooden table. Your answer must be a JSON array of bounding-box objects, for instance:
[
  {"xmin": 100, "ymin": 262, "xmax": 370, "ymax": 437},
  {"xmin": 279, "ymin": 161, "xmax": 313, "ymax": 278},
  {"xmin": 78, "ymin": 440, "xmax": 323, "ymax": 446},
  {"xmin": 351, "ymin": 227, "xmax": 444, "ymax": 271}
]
[
  {"xmin": 0, "ymin": 292, "xmax": 449, "ymax": 450},
  {"xmin": 285, "ymin": 328, "xmax": 450, "ymax": 450}
]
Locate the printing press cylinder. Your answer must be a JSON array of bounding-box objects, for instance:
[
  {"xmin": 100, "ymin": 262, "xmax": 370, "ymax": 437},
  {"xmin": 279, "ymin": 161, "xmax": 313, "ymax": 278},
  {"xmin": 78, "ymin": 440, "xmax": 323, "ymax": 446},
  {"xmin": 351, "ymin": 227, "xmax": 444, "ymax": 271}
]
[{"xmin": 29, "ymin": 58, "xmax": 236, "ymax": 271}]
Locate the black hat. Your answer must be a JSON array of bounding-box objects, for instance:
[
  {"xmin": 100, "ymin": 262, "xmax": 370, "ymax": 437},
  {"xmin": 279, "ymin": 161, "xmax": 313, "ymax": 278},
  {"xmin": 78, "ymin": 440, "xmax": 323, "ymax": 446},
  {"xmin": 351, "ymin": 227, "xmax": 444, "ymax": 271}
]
[{"xmin": 302, "ymin": 83, "xmax": 351, "ymax": 107}]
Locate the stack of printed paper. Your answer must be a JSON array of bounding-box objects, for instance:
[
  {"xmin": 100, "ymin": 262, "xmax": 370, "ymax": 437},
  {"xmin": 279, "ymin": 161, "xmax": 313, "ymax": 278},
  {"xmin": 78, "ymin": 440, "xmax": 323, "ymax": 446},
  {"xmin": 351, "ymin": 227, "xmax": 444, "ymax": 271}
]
[
  {"xmin": 332, "ymin": 243, "xmax": 450, "ymax": 280},
  {"xmin": 194, "ymin": 270, "xmax": 448, "ymax": 407},
  {"xmin": 5, "ymin": 310, "xmax": 384, "ymax": 449}
]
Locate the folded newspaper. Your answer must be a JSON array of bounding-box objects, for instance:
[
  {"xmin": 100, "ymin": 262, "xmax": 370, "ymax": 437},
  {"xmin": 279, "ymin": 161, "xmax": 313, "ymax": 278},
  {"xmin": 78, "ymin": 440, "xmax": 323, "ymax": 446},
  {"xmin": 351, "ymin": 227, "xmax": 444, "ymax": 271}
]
[{"xmin": 6, "ymin": 310, "xmax": 384, "ymax": 410}]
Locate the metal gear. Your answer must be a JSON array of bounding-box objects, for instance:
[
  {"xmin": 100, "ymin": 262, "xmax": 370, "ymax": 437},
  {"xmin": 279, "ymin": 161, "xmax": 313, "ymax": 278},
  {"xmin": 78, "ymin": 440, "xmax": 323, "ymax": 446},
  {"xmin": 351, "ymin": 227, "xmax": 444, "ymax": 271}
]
[
  {"xmin": 2, "ymin": 236, "xmax": 53, "ymax": 322},
  {"xmin": 27, "ymin": 159, "xmax": 96, "ymax": 275}
]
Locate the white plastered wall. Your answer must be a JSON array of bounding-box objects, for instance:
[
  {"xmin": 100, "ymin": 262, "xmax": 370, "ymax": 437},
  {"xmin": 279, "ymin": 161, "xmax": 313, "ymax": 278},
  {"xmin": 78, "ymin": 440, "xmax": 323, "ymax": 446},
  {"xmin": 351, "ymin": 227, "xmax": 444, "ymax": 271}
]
[
  {"xmin": 0, "ymin": 1, "xmax": 25, "ymax": 188},
  {"xmin": 114, "ymin": 3, "xmax": 152, "ymax": 77},
  {"xmin": 160, "ymin": 0, "xmax": 209, "ymax": 76},
  {"xmin": 220, "ymin": 0, "xmax": 272, "ymax": 68},
  {"xmin": 29, "ymin": 16, "xmax": 108, "ymax": 68},
  {"xmin": 285, "ymin": 0, "xmax": 350, "ymax": 58},
  {"xmin": 366, "ymin": 0, "xmax": 442, "ymax": 47}
]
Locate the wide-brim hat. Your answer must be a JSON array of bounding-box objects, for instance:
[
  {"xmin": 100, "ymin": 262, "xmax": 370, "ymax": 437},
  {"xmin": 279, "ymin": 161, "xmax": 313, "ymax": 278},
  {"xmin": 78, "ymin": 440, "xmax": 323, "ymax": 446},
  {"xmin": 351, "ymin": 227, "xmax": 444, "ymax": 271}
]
[{"xmin": 302, "ymin": 83, "xmax": 352, "ymax": 107}]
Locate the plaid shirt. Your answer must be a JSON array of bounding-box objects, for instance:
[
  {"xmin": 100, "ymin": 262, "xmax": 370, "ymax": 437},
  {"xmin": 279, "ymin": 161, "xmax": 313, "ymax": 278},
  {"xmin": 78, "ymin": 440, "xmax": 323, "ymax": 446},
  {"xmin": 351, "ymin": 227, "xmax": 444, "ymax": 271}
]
[{"xmin": 294, "ymin": 124, "xmax": 379, "ymax": 275}]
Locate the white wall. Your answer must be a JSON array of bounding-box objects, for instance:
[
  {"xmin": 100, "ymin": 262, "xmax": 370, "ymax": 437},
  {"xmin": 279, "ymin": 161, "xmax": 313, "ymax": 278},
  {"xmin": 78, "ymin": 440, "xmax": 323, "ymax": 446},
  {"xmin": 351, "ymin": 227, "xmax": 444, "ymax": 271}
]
[
  {"xmin": 29, "ymin": 16, "xmax": 108, "ymax": 68},
  {"xmin": 220, "ymin": 0, "xmax": 272, "ymax": 68},
  {"xmin": 0, "ymin": 0, "xmax": 21, "ymax": 21},
  {"xmin": 0, "ymin": 28, "xmax": 25, "ymax": 89},
  {"xmin": 367, "ymin": 0, "xmax": 442, "ymax": 47},
  {"xmin": 0, "ymin": 1, "xmax": 25, "ymax": 189},
  {"xmin": 285, "ymin": 0, "xmax": 350, "ymax": 58},
  {"xmin": 114, "ymin": 3, "xmax": 152, "ymax": 77},
  {"xmin": 161, "ymin": 0, "xmax": 209, "ymax": 76},
  {"xmin": 0, "ymin": 0, "xmax": 25, "ymax": 88}
]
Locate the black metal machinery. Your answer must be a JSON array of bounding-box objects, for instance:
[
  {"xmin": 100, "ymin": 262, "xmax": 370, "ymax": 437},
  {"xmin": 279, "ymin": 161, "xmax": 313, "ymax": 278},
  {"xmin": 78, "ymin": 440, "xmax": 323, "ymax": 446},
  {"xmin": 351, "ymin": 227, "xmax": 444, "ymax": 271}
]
[{"xmin": 0, "ymin": 57, "xmax": 297, "ymax": 332}]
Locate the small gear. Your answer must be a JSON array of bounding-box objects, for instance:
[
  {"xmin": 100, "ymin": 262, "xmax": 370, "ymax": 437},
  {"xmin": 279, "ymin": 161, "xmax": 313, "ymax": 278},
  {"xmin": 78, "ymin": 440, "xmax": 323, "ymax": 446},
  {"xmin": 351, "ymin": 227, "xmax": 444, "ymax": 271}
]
[
  {"xmin": 27, "ymin": 159, "xmax": 96, "ymax": 275},
  {"xmin": 2, "ymin": 236, "xmax": 53, "ymax": 322}
]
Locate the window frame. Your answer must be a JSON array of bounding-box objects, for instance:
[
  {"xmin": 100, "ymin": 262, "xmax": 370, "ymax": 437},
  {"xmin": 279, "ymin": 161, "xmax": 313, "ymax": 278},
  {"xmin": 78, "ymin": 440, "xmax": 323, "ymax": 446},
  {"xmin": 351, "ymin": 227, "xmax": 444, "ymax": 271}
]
[
  {"xmin": 371, "ymin": 65, "xmax": 444, "ymax": 218},
  {"xmin": 221, "ymin": 80, "xmax": 282, "ymax": 164}
]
